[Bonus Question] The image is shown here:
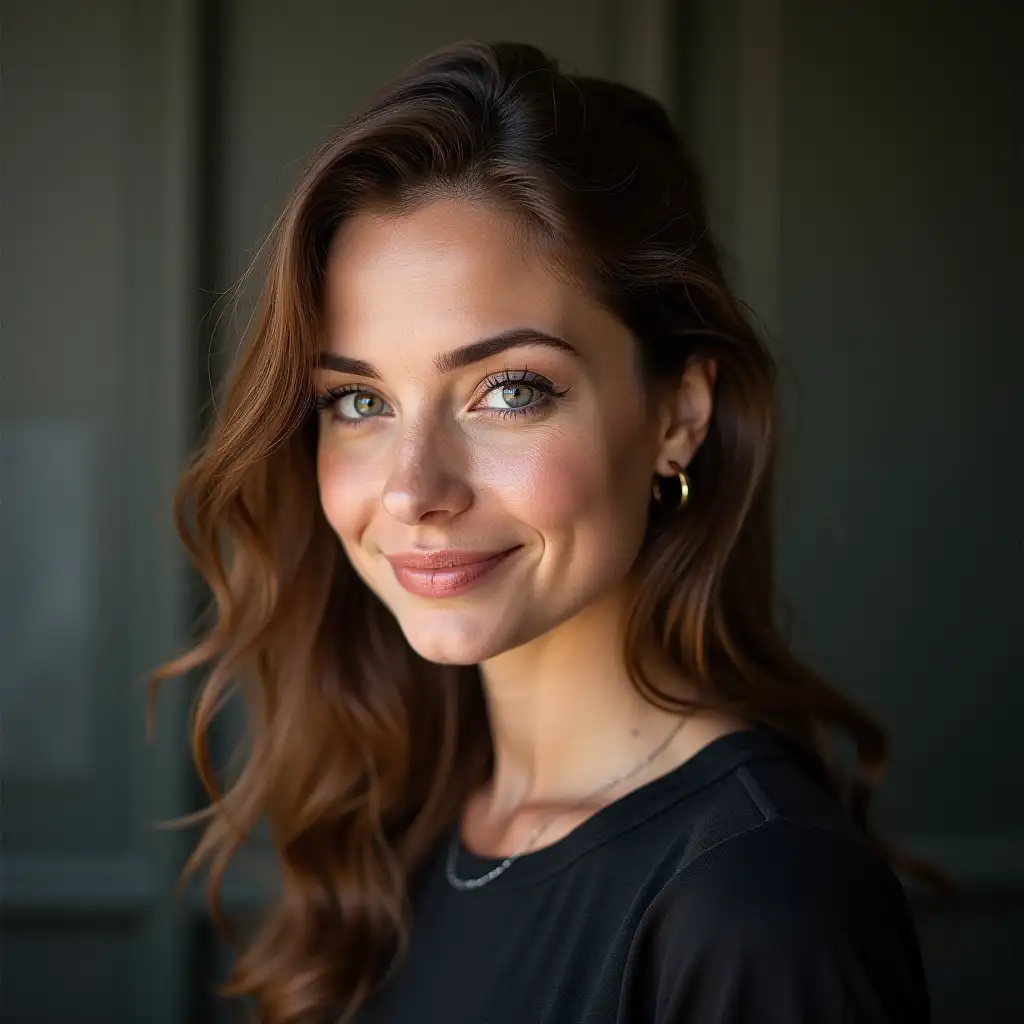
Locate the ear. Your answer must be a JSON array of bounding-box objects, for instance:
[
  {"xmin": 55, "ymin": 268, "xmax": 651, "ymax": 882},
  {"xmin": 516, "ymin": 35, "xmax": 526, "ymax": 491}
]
[{"xmin": 653, "ymin": 356, "xmax": 717, "ymax": 475}]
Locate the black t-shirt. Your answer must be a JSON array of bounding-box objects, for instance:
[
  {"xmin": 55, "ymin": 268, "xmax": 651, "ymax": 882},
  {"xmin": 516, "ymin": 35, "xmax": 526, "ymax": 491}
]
[{"xmin": 352, "ymin": 726, "xmax": 930, "ymax": 1022}]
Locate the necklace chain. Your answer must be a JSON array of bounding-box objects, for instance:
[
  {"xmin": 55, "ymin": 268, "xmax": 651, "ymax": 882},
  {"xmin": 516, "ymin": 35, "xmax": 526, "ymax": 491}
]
[{"xmin": 445, "ymin": 716, "xmax": 689, "ymax": 891}]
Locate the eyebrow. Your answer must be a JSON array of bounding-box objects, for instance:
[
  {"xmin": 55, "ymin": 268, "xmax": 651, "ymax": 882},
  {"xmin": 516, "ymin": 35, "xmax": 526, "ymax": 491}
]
[{"xmin": 316, "ymin": 327, "xmax": 581, "ymax": 379}]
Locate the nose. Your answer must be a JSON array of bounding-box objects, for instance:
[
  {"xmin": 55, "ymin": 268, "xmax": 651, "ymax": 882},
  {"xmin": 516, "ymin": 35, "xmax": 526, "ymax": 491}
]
[{"xmin": 380, "ymin": 418, "xmax": 473, "ymax": 524}]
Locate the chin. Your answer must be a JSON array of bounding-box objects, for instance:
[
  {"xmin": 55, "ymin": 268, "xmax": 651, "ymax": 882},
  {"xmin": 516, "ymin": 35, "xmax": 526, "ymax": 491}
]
[{"xmin": 397, "ymin": 612, "xmax": 516, "ymax": 666}]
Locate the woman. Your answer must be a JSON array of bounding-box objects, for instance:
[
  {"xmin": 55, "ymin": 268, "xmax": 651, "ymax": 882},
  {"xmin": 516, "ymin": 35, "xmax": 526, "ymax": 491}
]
[{"xmin": 153, "ymin": 39, "xmax": 943, "ymax": 1024}]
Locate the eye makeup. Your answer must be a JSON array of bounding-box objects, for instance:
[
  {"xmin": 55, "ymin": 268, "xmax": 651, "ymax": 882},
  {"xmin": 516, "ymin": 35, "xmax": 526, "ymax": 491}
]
[{"xmin": 313, "ymin": 367, "xmax": 571, "ymax": 426}]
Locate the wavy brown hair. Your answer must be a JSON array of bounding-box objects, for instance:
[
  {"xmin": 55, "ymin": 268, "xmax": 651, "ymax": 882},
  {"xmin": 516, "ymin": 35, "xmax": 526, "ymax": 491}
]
[{"xmin": 150, "ymin": 39, "xmax": 950, "ymax": 1024}]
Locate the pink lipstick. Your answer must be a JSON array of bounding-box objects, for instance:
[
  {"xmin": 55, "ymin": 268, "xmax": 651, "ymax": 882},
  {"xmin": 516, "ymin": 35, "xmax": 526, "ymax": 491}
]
[{"xmin": 385, "ymin": 547, "xmax": 520, "ymax": 597}]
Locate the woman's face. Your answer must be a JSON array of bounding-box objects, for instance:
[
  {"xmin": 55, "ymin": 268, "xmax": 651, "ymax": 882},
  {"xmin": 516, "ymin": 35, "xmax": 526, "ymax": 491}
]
[{"xmin": 316, "ymin": 197, "xmax": 677, "ymax": 665}]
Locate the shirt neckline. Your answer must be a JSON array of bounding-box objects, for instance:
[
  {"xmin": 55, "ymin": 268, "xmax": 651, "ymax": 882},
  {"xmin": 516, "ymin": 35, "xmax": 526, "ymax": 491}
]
[{"xmin": 448, "ymin": 725, "xmax": 797, "ymax": 888}]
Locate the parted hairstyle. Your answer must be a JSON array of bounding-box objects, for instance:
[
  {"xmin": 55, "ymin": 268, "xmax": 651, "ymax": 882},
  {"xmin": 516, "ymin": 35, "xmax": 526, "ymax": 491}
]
[{"xmin": 150, "ymin": 38, "xmax": 949, "ymax": 1024}]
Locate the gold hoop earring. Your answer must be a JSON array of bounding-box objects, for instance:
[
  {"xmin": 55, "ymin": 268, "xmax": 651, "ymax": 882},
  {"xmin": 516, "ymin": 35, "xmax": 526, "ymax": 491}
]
[{"xmin": 651, "ymin": 466, "xmax": 690, "ymax": 511}]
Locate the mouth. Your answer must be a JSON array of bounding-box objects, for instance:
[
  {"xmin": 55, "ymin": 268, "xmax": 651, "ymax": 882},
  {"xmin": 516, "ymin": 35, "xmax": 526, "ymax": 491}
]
[{"xmin": 385, "ymin": 546, "xmax": 521, "ymax": 598}]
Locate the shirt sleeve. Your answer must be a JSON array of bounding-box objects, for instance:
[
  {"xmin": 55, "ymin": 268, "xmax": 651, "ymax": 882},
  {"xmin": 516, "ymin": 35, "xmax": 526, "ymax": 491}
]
[{"xmin": 624, "ymin": 817, "xmax": 931, "ymax": 1024}]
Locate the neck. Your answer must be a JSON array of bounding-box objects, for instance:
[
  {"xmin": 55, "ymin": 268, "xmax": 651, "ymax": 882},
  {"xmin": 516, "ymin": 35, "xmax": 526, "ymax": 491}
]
[{"xmin": 475, "ymin": 579, "xmax": 694, "ymax": 820}]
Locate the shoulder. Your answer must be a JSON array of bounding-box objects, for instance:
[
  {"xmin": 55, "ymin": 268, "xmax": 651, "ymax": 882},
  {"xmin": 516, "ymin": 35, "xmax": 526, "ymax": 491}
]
[
  {"xmin": 651, "ymin": 816, "xmax": 913, "ymax": 941},
  {"xmin": 627, "ymin": 817, "xmax": 931, "ymax": 1023}
]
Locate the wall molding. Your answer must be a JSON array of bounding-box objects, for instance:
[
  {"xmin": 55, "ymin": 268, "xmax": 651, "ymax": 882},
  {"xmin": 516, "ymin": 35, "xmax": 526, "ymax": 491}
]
[
  {"xmin": 609, "ymin": 0, "xmax": 677, "ymax": 113},
  {"xmin": 899, "ymin": 834, "xmax": 1024, "ymax": 893},
  {"xmin": 734, "ymin": 0, "xmax": 781, "ymax": 337},
  {"xmin": 0, "ymin": 855, "xmax": 156, "ymax": 916}
]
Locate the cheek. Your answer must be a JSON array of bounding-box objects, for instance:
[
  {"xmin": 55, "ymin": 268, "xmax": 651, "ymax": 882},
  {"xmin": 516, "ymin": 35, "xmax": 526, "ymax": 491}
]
[
  {"xmin": 475, "ymin": 420, "xmax": 646, "ymax": 533},
  {"xmin": 316, "ymin": 438, "xmax": 374, "ymax": 540}
]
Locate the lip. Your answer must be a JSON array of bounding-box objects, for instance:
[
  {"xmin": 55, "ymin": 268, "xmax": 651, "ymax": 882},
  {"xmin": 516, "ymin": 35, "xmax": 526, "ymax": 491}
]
[{"xmin": 385, "ymin": 547, "xmax": 521, "ymax": 597}]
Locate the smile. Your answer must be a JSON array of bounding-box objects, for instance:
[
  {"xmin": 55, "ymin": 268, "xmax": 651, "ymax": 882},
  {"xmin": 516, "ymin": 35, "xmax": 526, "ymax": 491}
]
[{"xmin": 385, "ymin": 547, "xmax": 521, "ymax": 598}]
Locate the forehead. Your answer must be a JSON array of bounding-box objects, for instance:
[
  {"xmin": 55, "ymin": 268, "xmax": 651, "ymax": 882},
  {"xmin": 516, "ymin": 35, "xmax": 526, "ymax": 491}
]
[{"xmin": 321, "ymin": 198, "xmax": 594, "ymax": 356}]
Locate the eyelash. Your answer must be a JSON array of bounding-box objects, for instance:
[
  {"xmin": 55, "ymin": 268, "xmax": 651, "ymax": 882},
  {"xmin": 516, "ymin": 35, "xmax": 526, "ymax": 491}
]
[{"xmin": 312, "ymin": 368, "xmax": 571, "ymax": 425}]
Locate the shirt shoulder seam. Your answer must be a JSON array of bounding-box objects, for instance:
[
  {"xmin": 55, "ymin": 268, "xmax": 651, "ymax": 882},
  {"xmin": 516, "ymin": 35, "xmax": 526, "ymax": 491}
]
[
  {"xmin": 736, "ymin": 762, "xmax": 781, "ymax": 820},
  {"xmin": 631, "ymin": 814, "xmax": 878, "ymax": 949}
]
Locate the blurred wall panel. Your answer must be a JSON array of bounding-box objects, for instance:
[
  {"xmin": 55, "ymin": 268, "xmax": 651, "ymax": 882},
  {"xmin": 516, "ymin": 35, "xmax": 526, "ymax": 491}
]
[
  {"xmin": 1, "ymin": 0, "xmax": 198, "ymax": 1020},
  {"xmin": 774, "ymin": 6, "xmax": 1023, "ymax": 1012},
  {"xmin": 681, "ymin": 1, "xmax": 1023, "ymax": 1019},
  {"xmin": 775, "ymin": 0, "xmax": 1023, "ymax": 845}
]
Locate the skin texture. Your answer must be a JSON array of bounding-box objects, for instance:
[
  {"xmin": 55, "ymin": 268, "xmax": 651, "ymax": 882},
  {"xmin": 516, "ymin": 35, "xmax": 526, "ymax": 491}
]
[{"xmin": 316, "ymin": 197, "xmax": 747, "ymax": 856}]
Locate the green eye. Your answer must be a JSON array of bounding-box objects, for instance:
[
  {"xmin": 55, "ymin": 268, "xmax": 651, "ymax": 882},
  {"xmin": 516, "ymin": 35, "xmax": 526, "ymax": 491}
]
[
  {"xmin": 477, "ymin": 369, "xmax": 570, "ymax": 419},
  {"xmin": 482, "ymin": 383, "xmax": 539, "ymax": 411},
  {"xmin": 313, "ymin": 386, "xmax": 391, "ymax": 422},
  {"xmin": 343, "ymin": 391, "xmax": 385, "ymax": 418}
]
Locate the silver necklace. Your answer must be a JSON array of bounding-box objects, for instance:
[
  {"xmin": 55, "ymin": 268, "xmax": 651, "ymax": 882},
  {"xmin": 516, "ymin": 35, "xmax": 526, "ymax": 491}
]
[{"xmin": 446, "ymin": 715, "xmax": 688, "ymax": 890}]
